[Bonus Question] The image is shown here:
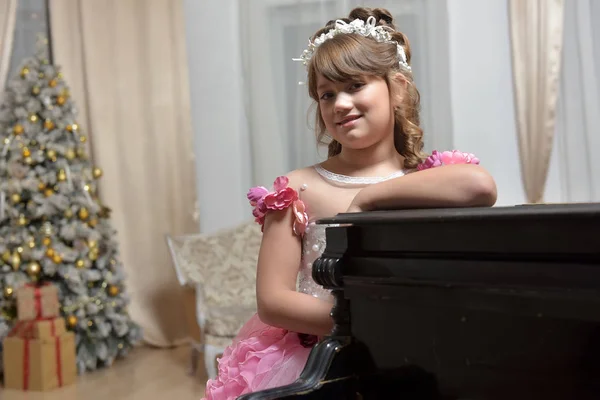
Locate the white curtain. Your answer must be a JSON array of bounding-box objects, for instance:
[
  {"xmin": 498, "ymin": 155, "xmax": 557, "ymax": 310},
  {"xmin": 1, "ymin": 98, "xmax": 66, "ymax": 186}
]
[
  {"xmin": 184, "ymin": 0, "xmax": 453, "ymax": 233},
  {"xmin": 0, "ymin": 0, "xmax": 17, "ymax": 90},
  {"xmin": 552, "ymin": 0, "xmax": 600, "ymax": 202},
  {"xmin": 508, "ymin": 0, "xmax": 565, "ymax": 204}
]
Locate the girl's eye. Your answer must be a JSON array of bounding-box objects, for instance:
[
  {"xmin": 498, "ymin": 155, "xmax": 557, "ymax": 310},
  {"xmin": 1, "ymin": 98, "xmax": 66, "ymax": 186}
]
[
  {"xmin": 320, "ymin": 92, "xmax": 334, "ymax": 101},
  {"xmin": 349, "ymin": 82, "xmax": 364, "ymax": 90}
]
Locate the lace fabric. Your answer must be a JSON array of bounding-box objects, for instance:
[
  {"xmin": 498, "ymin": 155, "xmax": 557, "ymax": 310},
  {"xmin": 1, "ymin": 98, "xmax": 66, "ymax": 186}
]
[
  {"xmin": 314, "ymin": 164, "xmax": 405, "ymax": 185},
  {"xmin": 297, "ymin": 223, "xmax": 333, "ymax": 301}
]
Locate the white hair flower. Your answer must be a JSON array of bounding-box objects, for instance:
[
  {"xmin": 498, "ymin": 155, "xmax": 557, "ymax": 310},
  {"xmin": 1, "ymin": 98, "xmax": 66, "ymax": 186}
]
[{"xmin": 293, "ymin": 16, "xmax": 411, "ymax": 72}]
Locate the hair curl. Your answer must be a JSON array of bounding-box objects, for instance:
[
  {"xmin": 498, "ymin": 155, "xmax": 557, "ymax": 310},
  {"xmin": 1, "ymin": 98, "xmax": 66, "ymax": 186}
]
[{"xmin": 306, "ymin": 7, "xmax": 427, "ymax": 169}]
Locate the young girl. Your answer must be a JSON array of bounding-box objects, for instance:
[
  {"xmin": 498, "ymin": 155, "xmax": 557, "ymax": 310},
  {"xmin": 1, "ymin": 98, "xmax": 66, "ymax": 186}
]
[{"xmin": 202, "ymin": 7, "xmax": 496, "ymax": 399}]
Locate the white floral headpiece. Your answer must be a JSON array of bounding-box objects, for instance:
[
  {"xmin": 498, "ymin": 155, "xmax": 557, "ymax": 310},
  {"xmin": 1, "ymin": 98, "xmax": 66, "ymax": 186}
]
[{"xmin": 293, "ymin": 16, "xmax": 411, "ymax": 72}]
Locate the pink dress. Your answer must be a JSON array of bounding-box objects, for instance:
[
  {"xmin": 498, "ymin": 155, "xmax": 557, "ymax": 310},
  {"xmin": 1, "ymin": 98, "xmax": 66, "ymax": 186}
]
[
  {"xmin": 202, "ymin": 220, "xmax": 331, "ymax": 400},
  {"xmin": 203, "ymin": 151, "xmax": 480, "ymax": 399}
]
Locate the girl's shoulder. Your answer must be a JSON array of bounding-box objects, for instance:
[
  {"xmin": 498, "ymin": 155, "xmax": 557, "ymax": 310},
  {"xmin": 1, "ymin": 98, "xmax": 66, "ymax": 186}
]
[{"xmin": 246, "ymin": 167, "xmax": 319, "ymax": 237}]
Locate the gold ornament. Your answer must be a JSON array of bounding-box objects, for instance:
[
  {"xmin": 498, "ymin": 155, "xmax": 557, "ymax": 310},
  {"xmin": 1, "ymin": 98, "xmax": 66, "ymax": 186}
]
[
  {"xmin": 78, "ymin": 207, "xmax": 89, "ymax": 220},
  {"xmin": 4, "ymin": 286, "xmax": 14, "ymax": 298},
  {"xmin": 67, "ymin": 315, "xmax": 77, "ymax": 328},
  {"xmin": 22, "ymin": 147, "xmax": 31, "ymax": 158},
  {"xmin": 88, "ymin": 248, "xmax": 99, "ymax": 261},
  {"xmin": 108, "ymin": 285, "xmax": 119, "ymax": 297},
  {"xmin": 88, "ymin": 218, "xmax": 98, "ymax": 228},
  {"xmin": 57, "ymin": 169, "xmax": 67, "ymax": 182},
  {"xmin": 56, "ymin": 95, "xmax": 66, "ymax": 106},
  {"xmin": 45, "ymin": 248, "xmax": 55, "ymax": 258},
  {"xmin": 65, "ymin": 148, "xmax": 76, "ymax": 160},
  {"xmin": 66, "ymin": 124, "xmax": 79, "ymax": 132},
  {"xmin": 41, "ymin": 222, "xmax": 54, "ymax": 236},
  {"xmin": 43, "ymin": 237, "xmax": 51, "ymax": 246},
  {"xmin": 12, "ymin": 253, "xmax": 22, "ymax": 270},
  {"xmin": 17, "ymin": 215, "xmax": 27, "ymax": 226},
  {"xmin": 38, "ymin": 182, "xmax": 46, "ymax": 191},
  {"xmin": 88, "ymin": 240, "xmax": 97, "ymax": 248},
  {"xmin": 13, "ymin": 124, "xmax": 24, "ymax": 135},
  {"xmin": 92, "ymin": 167, "xmax": 103, "ymax": 179},
  {"xmin": 64, "ymin": 209, "xmax": 73, "ymax": 218},
  {"xmin": 47, "ymin": 149, "xmax": 57, "ymax": 162},
  {"xmin": 52, "ymin": 253, "xmax": 63, "ymax": 264},
  {"xmin": 10, "ymin": 193, "xmax": 21, "ymax": 204},
  {"xmin": 83, "ymin": 184, "xmax": 90, "ymax": 192},
  {"xmin": 80, "ymin": 136, "xmax": 87, "ymax": 143},
  {"xmin": 28, "ymin": 239, "xmax": 36, "ymax": 249},
  {"xmin": 32, "ymin": 86, "xmax": 41, "ymax": 95},
  {"xmin": 75, "ymin": 259, "xmax": 85, "ymax": 269},
  {"xmin": 24, "ymin": 157, "xmax": 33, "ymax": 165},
  {"xmin": 49, "ymin": 79, "xmax": 58, "ymax": 87},
  {"xmin": 29, "ymin": 114, "xmax": 38, "ymax": 122},
  {"xmin": 2, "ymin": 251, "xmax": 11, "ymax": 262},
  {"xmin": 20, "ymin": 67, "xmax": 29, "ymax": 78},
  {"xmin": 87, "ymin": 320, "xmax": 93, "ymax": 327},
  {"xmin": 16, "ymin": 246, "xmax": 24, "ymax": 254},
  {"xmin": 27, "ymin": 261, "xmax": 41, "ymax": 277},
  {"xmin": 44, "ymin": 188, "xmax": 54, "ymax": 197},
  {"xmin": 76, "ymin": 147, "xmax": 87, "ymax": 159},
  {"xmin": 44, "ymin": 119, "xmax": 55, "ymax": 130}
]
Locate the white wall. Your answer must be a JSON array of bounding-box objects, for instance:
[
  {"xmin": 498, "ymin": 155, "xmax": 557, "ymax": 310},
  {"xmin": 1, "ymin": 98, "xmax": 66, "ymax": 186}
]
[
  {"xmin": 447, "ymin": 0, "xmax": 522, "ymax": 206},
  {"xmin": 447, "ymin": 0, "xmax": 562, "ymax": 206}
]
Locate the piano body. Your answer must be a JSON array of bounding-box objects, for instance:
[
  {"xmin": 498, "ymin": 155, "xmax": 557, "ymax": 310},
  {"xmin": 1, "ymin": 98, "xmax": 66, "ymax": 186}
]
[{"xmin": 239, "ymin": 203, "xmax": 600, "ymax": 399}]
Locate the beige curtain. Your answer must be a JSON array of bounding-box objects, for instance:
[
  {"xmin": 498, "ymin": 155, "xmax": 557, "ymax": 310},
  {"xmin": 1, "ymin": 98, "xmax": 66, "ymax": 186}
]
[
  {"xmin": 49, "ymin": 0, "xmax": 198, "ymax": 347},
  {"xmin": 508, "ymin": 0, "xmax": 565, "ymax": 203},
  {"xmin": 0, "ymin": 0, "xmax": 17, "ymax": 89}
]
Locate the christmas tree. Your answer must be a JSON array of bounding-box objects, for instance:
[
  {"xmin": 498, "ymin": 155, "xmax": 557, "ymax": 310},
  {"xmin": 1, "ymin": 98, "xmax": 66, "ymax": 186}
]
[{"xmin": 0, "ymin": 44, "xmax": 142, "ymax": 374}]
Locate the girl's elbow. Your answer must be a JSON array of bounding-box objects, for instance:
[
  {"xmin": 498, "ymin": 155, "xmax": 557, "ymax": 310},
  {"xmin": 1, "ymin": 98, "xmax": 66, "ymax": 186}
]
[
  {"xmin": 257, "ymin": 294, "xmax": 284, "ymax": 327},
  {"xmin": 257, "ymin": 298, "xmax": 275, "ymax": 326},
  {"xmin": 471, "ymin": 168, "xmax": 497, "ymax": 206}
]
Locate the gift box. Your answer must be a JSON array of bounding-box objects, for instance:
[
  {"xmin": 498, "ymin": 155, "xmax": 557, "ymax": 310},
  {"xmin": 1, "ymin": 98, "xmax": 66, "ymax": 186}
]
[
  {"xmin": 2, "ymin": 328, "xmax": 76, "ymax": 391},
  {"xmin": 9, "ymin": 317, "xmax": 66, "ymax": 340},
  {"xmin": 16, "ymin": 284, "xmax": 60, "ymax": 321}
]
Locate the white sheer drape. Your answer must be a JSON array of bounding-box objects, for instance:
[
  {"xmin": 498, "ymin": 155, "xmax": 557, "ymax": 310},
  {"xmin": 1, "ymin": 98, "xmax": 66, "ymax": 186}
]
[
  {"xmin": 184, "ymin": 0, "xmax": 452, "ymax": 233},
  {"xmin": 552, "ymin": 0, "xmax": 600, "ymax": 202},
  {"xmin": 0, "ymin": 0, "xmax": 17, "ymax": 89}
]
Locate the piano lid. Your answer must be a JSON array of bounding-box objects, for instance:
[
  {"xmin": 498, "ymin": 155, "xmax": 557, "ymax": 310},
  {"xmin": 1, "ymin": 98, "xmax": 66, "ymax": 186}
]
[{"xmin": 316, "ymin": 202, "xmax": 600, "ymax": 226}]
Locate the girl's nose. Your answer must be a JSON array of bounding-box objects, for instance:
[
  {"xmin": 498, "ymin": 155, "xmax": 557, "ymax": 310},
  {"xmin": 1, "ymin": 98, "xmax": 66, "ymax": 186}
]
[{"xmin": 333, "ymin": 92, "xmax": 353, "ymax": 113}]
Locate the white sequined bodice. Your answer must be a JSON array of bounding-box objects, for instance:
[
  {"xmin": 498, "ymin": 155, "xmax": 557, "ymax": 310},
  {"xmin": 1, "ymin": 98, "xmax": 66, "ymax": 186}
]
[
  {"xmin": 295, "ymin": 165, "xmax": 406, "ymax": 302},
  {"xmin": 297, "ymin": 222, "xmax": 333, "ymax": 301}
]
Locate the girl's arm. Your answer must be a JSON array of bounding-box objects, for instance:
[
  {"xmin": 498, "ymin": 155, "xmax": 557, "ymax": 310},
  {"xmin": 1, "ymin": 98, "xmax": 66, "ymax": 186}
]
[
  {"xmin": 348, "ymin": 164, "xmax": 497, "ymax": 212},
  {"xmin": 255, "ymin": 176, "xmax": 334, "ymax": 336}
]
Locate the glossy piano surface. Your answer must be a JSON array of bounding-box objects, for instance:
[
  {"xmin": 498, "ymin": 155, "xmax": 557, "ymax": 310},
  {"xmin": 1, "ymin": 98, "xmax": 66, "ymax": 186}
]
[{"xmin": 240, "ymin": 203, "xmax": 600, "ymax": 399}]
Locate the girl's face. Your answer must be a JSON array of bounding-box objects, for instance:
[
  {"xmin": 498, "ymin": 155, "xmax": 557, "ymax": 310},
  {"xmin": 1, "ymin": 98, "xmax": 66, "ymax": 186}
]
[{"xmin": 316, "ymin": 74, "xmax": 396, "ymax": 150}]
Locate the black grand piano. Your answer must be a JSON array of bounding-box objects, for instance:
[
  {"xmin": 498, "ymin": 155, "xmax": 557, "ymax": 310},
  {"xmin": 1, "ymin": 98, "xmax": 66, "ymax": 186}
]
[{"xmin": 239, "ymin": 203, "xmax": 600, "ymax": 399}]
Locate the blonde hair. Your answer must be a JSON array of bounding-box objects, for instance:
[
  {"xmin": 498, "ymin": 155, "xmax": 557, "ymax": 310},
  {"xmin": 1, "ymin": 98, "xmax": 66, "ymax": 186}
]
[{"xmin": 306, "ymin": 7, "xmax": 427, "ymax": 169}]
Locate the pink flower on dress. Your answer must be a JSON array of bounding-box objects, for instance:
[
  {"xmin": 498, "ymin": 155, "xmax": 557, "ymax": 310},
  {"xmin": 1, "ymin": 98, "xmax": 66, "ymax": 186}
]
[
  {"xmin": 263, "ymin": 187, "xmax": 298, "ymax": 211},
  {"xmin": 292, "ymin": 200, "xmax": 308, "ymax": 236},
  {"xmin": 417, "ymin": 150, "xmax": 480, "ymax": 171},
  {"xmin": 247, "ymin": 176, "xmax": 308, "ymax": 236}
]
